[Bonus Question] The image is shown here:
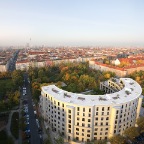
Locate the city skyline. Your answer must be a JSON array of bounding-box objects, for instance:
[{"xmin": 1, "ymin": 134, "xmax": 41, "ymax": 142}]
[{"xmin": 0, "ymin": 0, "xmax": 144, "ymax": 47}]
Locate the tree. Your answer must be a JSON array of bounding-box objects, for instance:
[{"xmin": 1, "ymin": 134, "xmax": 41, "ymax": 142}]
[
  {"xmin": 137, "ymin": 117, "xmax": 144, "ymax": 126},
  {"xmin": 137, "ymin": 117, "xmax": 144, "ymax": 133},
  {"xmin": 123, "ymin": 127, "xmax": 140, "ymax": 140},
  {"xmin": 109, "ymin": 135, "xmax": 125, "ymax": 144},
  {"xmin": 11, "ymin": 70, "xmax": 23, "ymax": 88},
  {"xmin": 55, "ymin": 136, "xmax": 64, "ymax": 144},
  {"xmin": 44, "ymin": 138, "xmax": 52, "ymax": 144}
]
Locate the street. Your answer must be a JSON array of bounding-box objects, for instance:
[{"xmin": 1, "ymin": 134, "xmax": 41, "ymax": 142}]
[{"xmin": 23, "ymin": 73, "xmax": 41, "ymax": 144}]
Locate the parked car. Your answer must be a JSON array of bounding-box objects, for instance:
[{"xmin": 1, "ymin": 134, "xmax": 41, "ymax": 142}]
[
  {"xmin": 24, "ymin": 121, "xmax": 29, "ymax": 125},
  {"xmin": 24, "ymin": 114, "xmax": 29, "ymax": 118}
]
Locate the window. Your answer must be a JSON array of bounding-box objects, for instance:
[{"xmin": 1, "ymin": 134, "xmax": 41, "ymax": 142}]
[
  {"xmin": 95, "ymin": 117, "xmax": 98, "ymax": 120},
  {"xmin": 95, "ymin": 128, "xmax": 98, "ymax": 131},
  {"xmin": 87, "ymin": 130, "xmax": 90, "ymax": 133},
  {"xmin": 106, "ymin": 117, "xmax": 109, "ymax": 120},
  {"xmin": 76, "ymin": 128, "xmax": 79, "ymax": 131},
  {"xmin": 87, "ymin": 134, "xmax": 90, "ymax": 137},
  {"xmin": 102, "ymin": 112, "xmax": 104, "ymax": 115},
  {"xmin": 96, "ymin": 112, "xmax": 98, "ymax": 115},
  {"xmin": 82, "ymin": 129, "xmax": 84, "ymax": 132},
  {"xmin": 77, "ymin": 117, "xmax": 79, "ymax": 121},
  {"xmin": 76, "ymin": 137, "xmax": 79, "ymax": 140},
  {"xmin": 88, "ymin": 114, "xmax": 91, "ymax": 117},
  {"xmin": 89, "ymin": 108, "xmax": 91, "ymax": 112},
  {"xmin": 83, "ymin": 108, "xmax": 85, "ymax": 112},
  {"xmin": 68, "ymin": 125, "xmax": 71, "ymax": 128},
  {"xmin": 102, "ymin": 107, "xmax": 104, "ymax": 111},
  {"xmin": 68, "ymin": 120, "xmax": 71, "ymax": 123},
  {"xmin": 96, "ymin": 107, "xmax": 99, "ymax": 111},
  {"xmin": 62, "ymin": 103, "xmax": 64, "ymax": 107},
  {"xmin": 88, "ymin": 119, "xmax": 91, "ymax": 122},
  {"xmin": 82, "ymin": 118, "xmax": 85, "ymax": 121},
  {"xmin": 77, "ymin": 107, "xmax": 80, "ymax": 111},
  {"xmin": 68, "ymin": 115, "xmax": 71, "ymax": 119},
  {"xmin": 107, "ymin": 107, "xmax": 110, "ymax": 110},
  {"xmin": 116, "ymin": 110, "xmax": 119, "ymax": 114},
  {"xmin": 82, "ymin": 123, "xmax": 85, "ymax": 126},
  {"xmin": 76, "ymin": 132, "xmax": 79, "ymax": 135},
  {"xmin": 101, "ymin": 117, "xmax": 103, "ymax": 121},
  {"xmin": 68, "ymin": 110, "xmax": 71, "ymax": 113},
  {"xmin": 94, "ymin": 137, "xmax": 97, "ymax": 140},
  {"xmin": 68, "ymin": 129, "xmax": 71, "ymax": 133},
  {"xmin": 58, "ymin": 102, "xmax": 60, "ymax": 106}
]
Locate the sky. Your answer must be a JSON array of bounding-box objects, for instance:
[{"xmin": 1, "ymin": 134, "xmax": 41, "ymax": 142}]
[{"xmin": 0, "ymin": 0, "xmax": 144, "ymax": 47}]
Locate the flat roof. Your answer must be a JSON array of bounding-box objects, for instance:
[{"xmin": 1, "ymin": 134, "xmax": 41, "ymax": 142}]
[{"xmin": 42, "ymin": 78, "xmax": 142, "ymax": 106}]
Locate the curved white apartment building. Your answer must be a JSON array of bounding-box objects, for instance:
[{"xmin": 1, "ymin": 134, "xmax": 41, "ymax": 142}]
[{"xmin": 39, "ymin": 78, "xmax": 143, "ymax": 142}]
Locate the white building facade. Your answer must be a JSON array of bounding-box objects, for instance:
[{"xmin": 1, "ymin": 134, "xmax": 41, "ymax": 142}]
[{"xmin": 39, "ymin": 78, "xmax": 143, "ymax": 142}]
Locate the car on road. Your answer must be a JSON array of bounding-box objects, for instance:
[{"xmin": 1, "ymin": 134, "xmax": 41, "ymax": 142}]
[
  {"xmin": 24, "ymin": 121, "xmax": 29, "ymax": 125},
  {"xmin": 38, "ymin": 128, "xmax": 42, "ymax": 134},
  {"xmin": 25, "ymin": 125, "xmax": 30, "ymax": 133},
  {"xmin": 24, "ymin": 114, "xmax": 29, "ymax": 118}
]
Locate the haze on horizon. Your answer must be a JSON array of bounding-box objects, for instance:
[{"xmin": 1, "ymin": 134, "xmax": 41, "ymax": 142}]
[{"xmin": 0, "ymin": 0, "xmax": 144, "ymax": 47}]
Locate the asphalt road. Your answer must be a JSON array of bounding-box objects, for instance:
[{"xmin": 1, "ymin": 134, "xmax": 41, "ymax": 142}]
[{"xmin": 23, "ymin": 73, "xmax": 41, "ymax": 144}]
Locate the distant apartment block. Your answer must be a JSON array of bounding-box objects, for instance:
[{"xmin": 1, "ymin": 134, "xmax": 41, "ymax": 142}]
[
  {"xmin": 89, "ymin": 57, "xmax": 144, "ymax": 77},
  {"xmin": 0, "ymin": 49, "xmax": 17, "ymax": 72},
  {"xmin": 39, "ymin": 78, "xmax": 143, "ymax": 142}
]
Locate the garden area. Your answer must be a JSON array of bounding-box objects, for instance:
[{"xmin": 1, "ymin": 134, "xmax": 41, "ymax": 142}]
[{"xmin": 28, "ymin": 62, "xmax": 115, "ymax": 101}]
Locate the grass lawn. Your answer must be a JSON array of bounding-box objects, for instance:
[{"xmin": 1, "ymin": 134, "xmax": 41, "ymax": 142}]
[{"xmin": 10, "ymin": 112, "xmax": 19, "ymax": 139}]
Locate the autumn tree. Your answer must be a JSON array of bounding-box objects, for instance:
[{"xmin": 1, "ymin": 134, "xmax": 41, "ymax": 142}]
[
  {"xmin": 137, "ymin": 117, "xmax": 144, "ymax": 133},
  {"xmin": 109, "ymin": 135, "xmax": 126, "ymax": 144},
  {"xmin": 123, "ymin": 127, "xmax": 140, "ymax": 140},
  {"xmin": 11, "ymin": 70, "xmax": 23, "ymax": 88}
]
